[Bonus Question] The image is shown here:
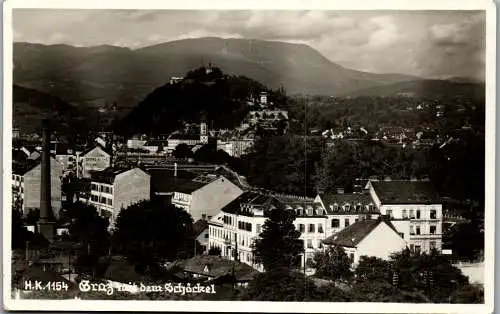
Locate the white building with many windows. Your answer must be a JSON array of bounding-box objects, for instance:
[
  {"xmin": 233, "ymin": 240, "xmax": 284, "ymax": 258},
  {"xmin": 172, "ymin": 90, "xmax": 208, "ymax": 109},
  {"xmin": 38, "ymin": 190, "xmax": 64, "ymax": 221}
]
[
  {"xmin": 208, "ymin": 180, "xmax": 443, "ymax": 272},
  {"xmin": 89, "ymin": 167, "xmax": 150, "ymax": 228},
  {"xmin": 366, "ymin": 180, "xmax": 443, "ymax": 253}
]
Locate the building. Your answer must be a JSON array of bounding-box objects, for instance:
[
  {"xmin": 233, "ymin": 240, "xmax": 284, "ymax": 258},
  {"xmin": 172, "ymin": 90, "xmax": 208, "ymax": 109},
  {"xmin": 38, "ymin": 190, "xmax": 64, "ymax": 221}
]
[
  {"xmin": 77, "ymin": 145, "xmax": 111, "ymax": 178},
  {"xmin": 193, "ymin": 219, "xmax": 209, "ymax": 253},
  {"xmin": 126, "ymin": 135, "xmax": 147, "ymax": 149},
  {"xmin": 366, "ymin": 180, "xmax": 443, "ymax": 253},
  {"xmin": 12, "ymin": 157, "xmax": 63, "ymax": 219},
  {"xmin": 171, "ymin": 174, "xmax": 243, "ymax": 221},
  {"xmin": 314, "ymin": 192, "xmax": 380, "ymax": 236},
  {"xmin": 208, "ymin": 192, "xmax": 327, "ymax": 271},
  {"xmin": 89, "ymin": 167, "xmax": 151, "ymax": 228},
  {"xmin": 322, "ymin": 218, "xmax": 407, "ymax": 266}
]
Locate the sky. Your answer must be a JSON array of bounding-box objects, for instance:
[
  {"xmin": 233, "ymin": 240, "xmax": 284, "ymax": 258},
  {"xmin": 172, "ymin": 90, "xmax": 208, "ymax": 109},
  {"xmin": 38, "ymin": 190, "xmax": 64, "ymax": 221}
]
[{"xmin": 13, "ymin": 10, "xmax": 486, "ymax": 80}]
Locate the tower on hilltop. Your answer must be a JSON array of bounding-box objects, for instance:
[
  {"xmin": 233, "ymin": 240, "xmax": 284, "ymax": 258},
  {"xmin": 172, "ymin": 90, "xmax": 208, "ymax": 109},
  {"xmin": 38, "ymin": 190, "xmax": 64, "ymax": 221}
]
[{"xmin": 200, "ymin": 121, "xmax": 208, "ymax": 144}]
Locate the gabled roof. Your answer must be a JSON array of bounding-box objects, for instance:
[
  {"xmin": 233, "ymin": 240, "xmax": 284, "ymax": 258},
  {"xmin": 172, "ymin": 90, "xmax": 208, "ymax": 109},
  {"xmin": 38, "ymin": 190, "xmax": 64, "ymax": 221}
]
[
  {"xmin": 193, "ymin": 219, "xmax": 209, "ymax": 237},
  {"xmin": 323, "ymin": 219, "xmax": 401, "ymax": 247},
  {"xmin": 176, "ymin": 255, "xmax": 259, "ymax": 282},
  {"xmin": 12, "ymin": 156, "xmax": 59, "ymax": 175},
  {"xmin": 80, "ymin": 144, "xmax": 111, "ymax": 157},
  {"xmin": 369, "ymin": 180, "xmax": 441, "ymax": 204},
  {"xmin": 318, "ymin": 193, "xmax": 378, "ymax": 214}
]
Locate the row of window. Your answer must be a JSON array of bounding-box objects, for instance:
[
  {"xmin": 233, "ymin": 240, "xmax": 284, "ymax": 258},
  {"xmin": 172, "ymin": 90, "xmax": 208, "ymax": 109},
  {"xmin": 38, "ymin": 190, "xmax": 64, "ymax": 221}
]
[
  {"xmin": 90, "ymin": 194, "xmax": 113, "ymax": 206},
  {"xmin": 330, "ymin": 204, "xmax": 375, "ymax": 212},
  {"xmin": 91, "ymin": 183, "xmax": 113, "ymax": 194},
  {"xmin": 386, "ymin": 209, "xmax": 438, "ymax": 220},
  {"xmin": 297, "ymin": 223, "xmax": 324, "ymax": 233},
  {"xmin": 410, "ymin": 225, "xmax": 438, "ymax": 235},
  {"xmin": 238, "ymin": 221, "xmax": 252, "ymax": 232},
  {"xmin": 306, "ymin": 239, "xmax": 324, "ymax": 249}
]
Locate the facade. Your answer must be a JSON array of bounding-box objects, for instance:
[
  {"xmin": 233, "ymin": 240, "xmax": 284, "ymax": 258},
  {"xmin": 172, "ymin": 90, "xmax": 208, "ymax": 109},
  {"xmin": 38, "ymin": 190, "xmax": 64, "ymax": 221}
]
[
  {"xmin": 208, "ymin": 192, "xmax": 327, "ymax": 271},
  {"xmin": 167, "ymin": 134, "xmax": 200, "ymax": 152},
  {"xmin": 193, "ymin": 219, "xmax": 209, "ymax": 253},
  {"xmin": 77, "ymin": 145, "xmax": 111, "ymax": 178},
  {"xmin": 208, "ymin": 180, "xmax": 443, "ymax": 272},
  {"xmin": 366, "ymin": 180, "xmax": 443, "ymax": 253},
  {"xmin": 323, "ymin": 218, "xmax": 407, "ymax": 266},
  {"xmin": 89, "ymin": 167, "xmax": 151, "ymax": 228},
  {"xmin": 171, "ymin": 174, "xmax": 243, "ymax": 221},
  {"xmin": 12, "ymin": 157, "xmax": 64, "ymax": 218}
]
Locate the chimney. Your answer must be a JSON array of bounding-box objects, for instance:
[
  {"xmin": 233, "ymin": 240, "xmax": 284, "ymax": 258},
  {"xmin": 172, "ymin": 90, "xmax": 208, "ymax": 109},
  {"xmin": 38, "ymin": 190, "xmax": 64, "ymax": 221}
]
[
  {"xmin": 174, "ymin": 163, "xmax": 178, "ymax": 177},
  {"xmin": 37, "ymin": 119, "xmax": 55, "ymax": 242}
]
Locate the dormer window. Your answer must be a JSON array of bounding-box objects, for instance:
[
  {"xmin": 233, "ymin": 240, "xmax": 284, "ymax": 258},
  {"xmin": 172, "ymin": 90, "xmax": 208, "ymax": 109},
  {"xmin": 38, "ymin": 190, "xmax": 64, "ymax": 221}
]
[
  {"xmin": 355, "ymin": 204, "xmax": 361, "ymax": 212},
  {"xmin": 334, "ymin": 204, "xmax": 339, "ymax": 211},
  {"xmin": 344, "ymin": 204, "xmax": 350, "ymax": 212}
]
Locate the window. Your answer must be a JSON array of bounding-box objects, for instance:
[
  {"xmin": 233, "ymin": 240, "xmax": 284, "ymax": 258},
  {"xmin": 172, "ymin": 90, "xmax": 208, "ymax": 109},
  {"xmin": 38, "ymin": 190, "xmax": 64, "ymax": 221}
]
[
  {"xmin": 430, "ymin": 210, "xmax": 437, "ymax": 219},
  {"xmin": 344, "ymin": 204, "xmax": 350, "ymax": 212},
  {"xmin": 256, "ymin": 224, "xmax": 262, "ymax": 234},
  {"xmin": 416, "ymin": 210, "xmax": 421, "ymax": 219},
  {"xmin": 416, "ymin": 226, "xmax": 421, "ymax": 235},
  {"xmin": 386, "ymin": 209, "xmax": 393, "ymax": 218},
  {"xmin": 415, "ymin": 245, "xmax": 421, "ymax": 254},
  {"xmin": 318, "ymin": 240, "xmax": 323, "ymax": 248},
  {"xmin": 355, "ymin": 218, "xmax": 359, "ymax": 223},
  {"xmin": 331, "ymin": 219, "xmax": 340, "ymax": 228},
  {"xmin": 345, "ymin": 218, "xmax": 350, "ymax": 227},
  {"xmin": 307, "ymin": 239, "xmax": 313, "ymax": 249},
  {"xmin": 299, "ymin": 224, "xmax": 305, "ymax": 233},
  {"xmin": 20, "ymin": 177, "xmax": 24, "ymax": 183},
  {"xmin": 91, "ymin": 183, "xmax": 97, "ymax": 191},
  {"xmin": 308, "ymin": 224, "xmax": 315, "ymax": 233},
  {"xmin": 409, "ymin": 244, "xmax": 414, "ymax": 252},
  {"xmin": 410, "ymin": 225, "xmax": 415, "ymax": 235},
  {"xmin": 107, "ymin": 198, "xmax": 112, "ymax": 206},
  {"xmin": 430, "ymin": 225, "xmax": 437, "ymax": 234},
  {"xmin": 246, "ymin": 223, "xmax": 252, "ymax": 232},
  {"xmin": 355, "ymin": 205, "xmax": 361, "ymax": 212},
  {"xmin": 349, "ymin": 253, "xmax": 354, "ymax": 262},
  {"xmin": 318, "ymin": 224, "xmax": 324, "ymax": 233},
  {"xmin": 410, "ymin": 210, "xmax": 415, "ymax": 218},
  {"xmin": 402, "ymin": 209, "xmax": 408, "ymax": 219},
  {"xmin": 204, "ymin": 233, "xmax": 209, "ymax": 239}
]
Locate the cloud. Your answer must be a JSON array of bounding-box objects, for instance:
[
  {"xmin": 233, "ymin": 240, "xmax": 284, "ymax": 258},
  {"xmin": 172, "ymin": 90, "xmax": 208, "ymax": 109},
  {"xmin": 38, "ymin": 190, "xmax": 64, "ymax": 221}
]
[{"xmin": 11, "ymin": 10, "xmax": 486, "ymax": 80}]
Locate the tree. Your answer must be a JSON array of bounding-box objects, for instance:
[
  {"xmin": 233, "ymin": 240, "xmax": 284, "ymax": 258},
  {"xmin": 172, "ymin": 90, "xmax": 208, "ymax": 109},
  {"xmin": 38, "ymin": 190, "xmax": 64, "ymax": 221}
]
[
  {"xmin": 313, "ymin": 245, "xmax": 353, "ymax": 282},
  {"xmin": 354, "ymin": 256, "xmax": 391, "ymax": 283},
  {"xmin": 112, "ymin": 201, "xmax": 196, "ymax": 264},
  {"xmin": 444, "ymin": 221, "xmax": 484, "ymax": 262},
  {"xmin": 252, "ymin": 204, "xmax": 303, "ymax": 271},
  {"xmin": 389, "ymin": 249, "xmax": 470, "ymax": 303},
  {"xmin": 350, "ymin": 281, "xmax": 430, "ymax": 303},
  {"xmin": 449, "ymin": 284, "xmax": 484, "ymax": 303},
  {"xmin": 66, "ymin": 202, "xmax": 110, "ymax": 273},
  {"xmin": 172, "ymin": 143, "xmax": 194, "ymax": 159},
  {"xmin": 240, "ymin": 269, "xmax": 318, "ymax": 301}
]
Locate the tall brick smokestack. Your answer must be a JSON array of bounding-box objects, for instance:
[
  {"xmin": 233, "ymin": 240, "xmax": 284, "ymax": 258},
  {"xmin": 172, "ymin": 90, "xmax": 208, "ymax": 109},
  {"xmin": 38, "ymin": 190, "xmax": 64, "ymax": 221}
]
[{"xmin": 37, "ymin": 119, "xmax": 55, "ymax": 242}]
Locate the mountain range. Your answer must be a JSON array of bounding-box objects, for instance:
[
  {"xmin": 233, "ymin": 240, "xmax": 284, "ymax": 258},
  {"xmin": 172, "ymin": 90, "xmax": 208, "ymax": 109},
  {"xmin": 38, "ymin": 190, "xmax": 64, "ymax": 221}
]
[{"xmin": 14, "ymin": 37, "xmax": 423, "ymax": 110}]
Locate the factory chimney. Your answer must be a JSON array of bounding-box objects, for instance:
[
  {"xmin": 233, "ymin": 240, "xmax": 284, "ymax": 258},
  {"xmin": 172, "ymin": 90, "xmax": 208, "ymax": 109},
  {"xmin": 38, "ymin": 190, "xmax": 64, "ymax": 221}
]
[{"xmin": 37, "ymin": 119, "xmax": 55, "ymax": 242}]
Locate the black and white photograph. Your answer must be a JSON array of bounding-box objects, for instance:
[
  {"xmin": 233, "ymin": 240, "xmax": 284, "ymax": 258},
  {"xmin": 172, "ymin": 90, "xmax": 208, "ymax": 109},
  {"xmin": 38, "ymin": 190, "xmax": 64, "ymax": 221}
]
[{"xmin": 3, "ymin": 0, "xmax": 496, "ymax": 312}]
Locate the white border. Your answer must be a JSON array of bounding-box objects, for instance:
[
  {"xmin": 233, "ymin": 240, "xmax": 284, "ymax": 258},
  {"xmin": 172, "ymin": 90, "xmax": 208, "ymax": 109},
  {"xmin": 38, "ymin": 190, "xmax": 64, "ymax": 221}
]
[{"xmin": 2, "ymin": 0, "xmax": 496, "ymax": 312}]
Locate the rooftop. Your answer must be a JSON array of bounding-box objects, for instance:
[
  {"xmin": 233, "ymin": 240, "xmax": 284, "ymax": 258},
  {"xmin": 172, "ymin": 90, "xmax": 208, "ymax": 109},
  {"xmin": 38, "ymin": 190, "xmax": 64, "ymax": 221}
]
[
  {"xmin": 175, "ymin": 174, "xmax": 221, "ymax": 194},
  {"xmin": 148, "ymin": 169, "xmax": 198, "ymax": 193},
  {"xmin": 369, "ymin": 180, "xmax": 441, "ymax": 204},
  {"xmin": 318, "ymin": 193, "xmax": 378, "ymax": 214},
  {"xmin": 90, "ymin": 167, "xmax": 136, "ymax": 184},
  {"xmin": 176, "ymin": 255, "xmax": 259, "ymax": 282},
  {"xmin": 193, "ymin": 219, "xmax": 209, "ymax": 238},
  {"xmin": 323, "ymin": 219, "xmax": 400, "ymax": 247}
]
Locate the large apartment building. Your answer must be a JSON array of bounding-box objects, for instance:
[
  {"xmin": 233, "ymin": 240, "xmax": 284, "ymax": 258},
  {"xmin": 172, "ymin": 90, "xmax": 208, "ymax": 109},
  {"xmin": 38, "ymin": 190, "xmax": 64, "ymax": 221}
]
[
  {"xmin": 12, "ymin": 157, "xmax": 64, "ymax": 219},
  {"xmin": 366, "ymin": 180, "xmax": 443, "ymax": 253},
  {"xmin": 171, "ymin": 173, "xmax": 243, "ymax": 221},
  {"xmin": 208, "ymin": 180, "xmax": 443, "ymax": 271},
  {"xmin": 77, "ymin": 145, "xmax": 111, "ymax": 178},
  {"xmin": 88, "ymin": 167, "xmax": 151, "ymax": 228}
]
